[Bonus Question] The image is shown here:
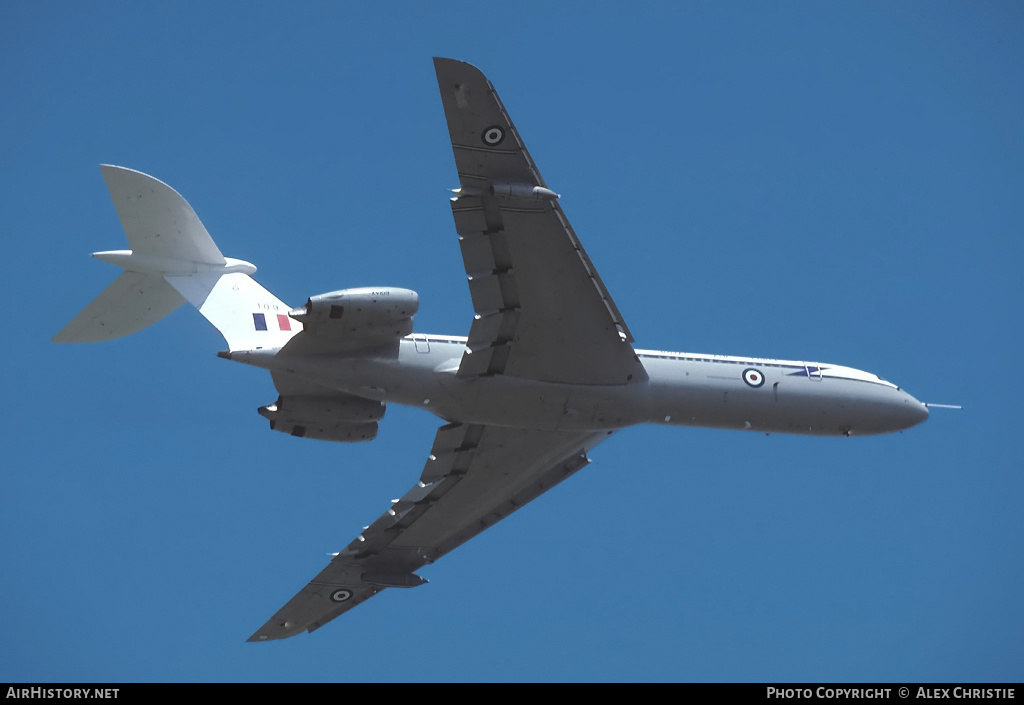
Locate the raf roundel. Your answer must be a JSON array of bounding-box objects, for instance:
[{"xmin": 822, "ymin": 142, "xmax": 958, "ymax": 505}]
[
  {"xmin": 330, "ymin": 589, "xmax": 353, "ymax": 603},
  {"xmin": 481, "ymin": 125, "xmax": 505, "ymax": 146},
  {"xmin": 743, "ymin": 368, "xmax": 766, "ymax": 388}
]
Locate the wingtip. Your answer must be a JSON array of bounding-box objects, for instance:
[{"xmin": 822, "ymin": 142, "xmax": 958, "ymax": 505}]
[{"xmin": 432, "ymin": 56, "xmax": 479, "ymax": 72}]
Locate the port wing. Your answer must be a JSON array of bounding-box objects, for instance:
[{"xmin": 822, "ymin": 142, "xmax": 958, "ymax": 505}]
[{"xmin": 435, "ymin": 58, "xmax": 647, "ymax": 385}]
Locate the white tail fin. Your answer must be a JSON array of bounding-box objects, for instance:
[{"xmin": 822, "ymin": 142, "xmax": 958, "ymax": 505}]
[{"xmin": 53, "ymin": 165, "xmax": 301, "ymax": 351}]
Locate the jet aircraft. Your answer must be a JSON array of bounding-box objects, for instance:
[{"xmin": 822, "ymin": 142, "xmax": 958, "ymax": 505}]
[{"xmin": 54, "ymin": 58, "xmax": 931, "ymax": 641}]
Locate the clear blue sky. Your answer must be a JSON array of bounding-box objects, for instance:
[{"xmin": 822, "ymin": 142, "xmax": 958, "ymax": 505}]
[{"xmin": 3, "ymin": 1, "xmax": 1021, "ymax": 682}]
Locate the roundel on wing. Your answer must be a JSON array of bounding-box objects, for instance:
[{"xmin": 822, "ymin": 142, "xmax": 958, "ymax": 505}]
[
  {"xmin": 330, "ymin": 589, "xmax": 353, "ymax": 603},
  {"xmin": 742, "ymin": 368, "xmax": 766, "ymax": 388},
  {"xmin": 481, "ymin": 125, "xmax": 505, "ymax": 146}
]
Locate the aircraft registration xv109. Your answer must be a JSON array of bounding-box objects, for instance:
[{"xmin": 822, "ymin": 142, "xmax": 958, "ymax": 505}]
[{"xmin": 54, "ymin": 58, "xmax": 931, "ymax": 641}]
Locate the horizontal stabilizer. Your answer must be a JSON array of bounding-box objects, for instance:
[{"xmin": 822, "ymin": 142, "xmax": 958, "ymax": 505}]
[
  {"xmin": 100, "ymin": 165, "xmax": 225, "ymax": 265},
  {"xmin": 52, "ymin": 271, "xmax": 185, "ymax": 343}
]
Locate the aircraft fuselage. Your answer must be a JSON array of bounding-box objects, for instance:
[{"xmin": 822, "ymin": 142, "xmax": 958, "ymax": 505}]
[{"xmin": 229, "ymin": 335, "xmax": 928, "ymax": 438}]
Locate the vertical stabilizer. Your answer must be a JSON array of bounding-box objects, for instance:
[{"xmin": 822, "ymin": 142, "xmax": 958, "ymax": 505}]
[{"xmin": 164, "ymin": 271, "xmax": 299, "ymax": 351}]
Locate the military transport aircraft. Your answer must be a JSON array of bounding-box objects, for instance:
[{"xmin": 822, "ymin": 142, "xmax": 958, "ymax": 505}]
[{"xmin": 54, "ymin": 58, "xmax": 931, "ymax": 641}]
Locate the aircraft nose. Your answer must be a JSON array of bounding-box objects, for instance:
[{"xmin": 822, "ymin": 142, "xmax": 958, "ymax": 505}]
[{"xmin": 896, "ymin": 390, "xmax": 929, "ymax": 430}]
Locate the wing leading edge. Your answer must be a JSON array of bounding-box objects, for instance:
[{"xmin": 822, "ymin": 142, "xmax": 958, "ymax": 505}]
[{"xmin": 249, "ymin": 424, "xmax": 609, "ymax": 641}]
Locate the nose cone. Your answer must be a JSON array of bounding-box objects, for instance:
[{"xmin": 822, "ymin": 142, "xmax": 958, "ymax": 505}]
[{"xmin": 894, "ymin": 390, "xmax": 929, "ymax": 430}]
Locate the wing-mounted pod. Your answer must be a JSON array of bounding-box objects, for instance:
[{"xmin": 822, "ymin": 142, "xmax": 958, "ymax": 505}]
[
  {"xmin": 288, "ymin": 287, "xmax": 419, "ymax": 340},
  {"xmin": 258, "ymin": 394, "xmax": 385, "ymax": 443}
]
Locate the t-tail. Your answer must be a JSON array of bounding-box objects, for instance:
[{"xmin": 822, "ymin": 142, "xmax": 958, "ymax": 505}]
[{"xmin": 53, "ymin": 165, "xmax": 299, "ymax": 351}]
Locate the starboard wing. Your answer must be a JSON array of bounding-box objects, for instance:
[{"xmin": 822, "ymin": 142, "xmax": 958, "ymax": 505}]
[{"xmin": 249, "ymin": 422, "xmax": 610, "ymax": 640}]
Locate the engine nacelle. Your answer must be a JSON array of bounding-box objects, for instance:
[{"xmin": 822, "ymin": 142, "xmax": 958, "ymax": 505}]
[
  {"xmin": 269, "ymin": 395, "xmax": 385, "ymax": 422},
  {"xmin": 258, "ymin": 395, "xmax": 385, "ymax": 443},
  {"xmin": 289, "ymin": 287, "xmax": 418, "ymax": 339}
]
